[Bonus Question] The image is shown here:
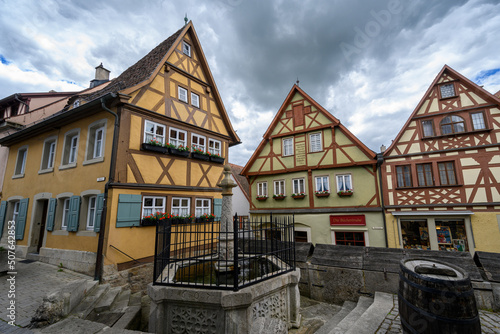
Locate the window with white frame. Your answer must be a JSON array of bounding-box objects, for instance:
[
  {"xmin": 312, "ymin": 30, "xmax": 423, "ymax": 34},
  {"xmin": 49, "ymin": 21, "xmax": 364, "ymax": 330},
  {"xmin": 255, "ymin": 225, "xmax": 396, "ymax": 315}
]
[
  {"xmin": 315, "ymin": 176, "xmax": 330, "ymax": 193},
  {"xmin": 191, "ymin": 134, "xmax": 206, "ymax": 151},
  {"xmin": 208, "ymin": 139, "xmax": 221, "ymax": 156},
  {"xmin": 283, "ymin": 138, "xmax": 294, "ymax": 156},
  {"xmin": 191, "ymin": 92, "xmax": 200, "ymax": 108},
  {"xmin": 87, "ymin": 196, "xmax": 97, "ymax": 230},
  {"xmin": 292, "ymin": 178, "xmax": 305, "ymax": 194},
  {"xmin": 169, "ymin": 128, "xmax": 187, "ymax": 147},
  {"xmin": 336, "ymin": 174, "xmax": 352, "ymax": 192},
  {"xmin": 14, "ymin": 146, "xmax": 28, "ymax": 176},
  {"xmin": 12, "ymin": 201, "xmax": 20, "ymax": 222},
  {"xmin": 257, "ymin": 182, "xmax": 268, "ymax": 197},
  {"xmin": 144, "ymin": 120, "xmax": 166, "ymax": 144},
  {"xmin": 85, "ymin": 119, "xmax": 107, "ymax": 162},
  {"xmin": 309, "ymin": 133, "xmax": 322, "ymax": 152},
  {"xmin": 40, "ymin": 137, "xmax": 57, "ymax": 171},
  {"xmin": 172, "ymin": 198, "xmax": 190, "ymax": 216},
  {"xmin": 178, "ymin": 86, "xmax": 188, "ymax": 103},
  {"xmin": 61, "ymin": 130, "xmax": 80, "ymax": 166},
  {"xmin": 142, "ymin": 197, "xmax": 166, "ymax": 218},
  {"xmin": 183, "ymin": 41, "xmax": 191, "ymax": 57},
  {"xmin": 195, "ymin": 199, "xmax": 211, "ymax": 217},
  {"xmin": 61, "ymin": 198, "xmax": 70, "ymax": 230},
  {"xmin": 274, "ymin": 180, "xmax": 285, "ymax": 196}
]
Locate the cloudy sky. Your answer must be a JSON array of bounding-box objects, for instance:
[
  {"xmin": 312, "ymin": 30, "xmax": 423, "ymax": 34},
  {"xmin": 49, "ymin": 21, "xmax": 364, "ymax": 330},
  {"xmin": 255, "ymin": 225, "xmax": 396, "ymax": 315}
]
[{"xmin": 1, "ymin": 0, "xmax": 500, "ymax": 166}]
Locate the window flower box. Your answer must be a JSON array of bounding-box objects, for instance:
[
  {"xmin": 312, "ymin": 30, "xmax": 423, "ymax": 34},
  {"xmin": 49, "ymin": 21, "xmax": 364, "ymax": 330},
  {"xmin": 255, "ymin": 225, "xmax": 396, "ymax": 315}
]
[
  {"xmin": 315, "ymin": 191, "xmax": 330, "ymax": 198},
  {"xmin": 337, "ymin": 190, "xmax": 353, "ymax": 197},
  {"xmin": 256, "ymin": 196, "xmax": 268, "ymax": 201},
  {"xmin": 142, "ymin": 143, "xmax": 169, "ymax": 154},
  {"xmin": 192, "ymin": 152, "xmax": 210, "ymax": 161},
  {"xmin": 209, "ymin": 155, "xmax": 225, "ymax": 164},
  {"xmin": 141, "ymin": 218, "xmax": 158, "ymax": 226},
  {"xmin": 292, "ymin": 193, "xmax": 306, "ymax": 199},
  {"xmin": 273, "ymin": 194, "xmax": 286, "ymax": 200},
  {"xmin": 170, "ymin": 145, "xmax": 190, "ymax": 157}
]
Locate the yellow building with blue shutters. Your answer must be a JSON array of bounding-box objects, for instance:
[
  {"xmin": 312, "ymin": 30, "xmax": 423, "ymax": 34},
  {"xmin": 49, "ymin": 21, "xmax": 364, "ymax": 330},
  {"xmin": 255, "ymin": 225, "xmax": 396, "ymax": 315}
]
[{"xmin": 0, "ymin": 22, "xmax": 240, "ymax": 278}]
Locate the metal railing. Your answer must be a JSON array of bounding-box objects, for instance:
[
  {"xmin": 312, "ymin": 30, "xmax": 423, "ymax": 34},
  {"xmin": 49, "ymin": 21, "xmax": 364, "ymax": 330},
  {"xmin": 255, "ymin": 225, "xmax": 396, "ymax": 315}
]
[{"xmin": 153, "ymin": 214, "xmax": 295, "ymax": 291}]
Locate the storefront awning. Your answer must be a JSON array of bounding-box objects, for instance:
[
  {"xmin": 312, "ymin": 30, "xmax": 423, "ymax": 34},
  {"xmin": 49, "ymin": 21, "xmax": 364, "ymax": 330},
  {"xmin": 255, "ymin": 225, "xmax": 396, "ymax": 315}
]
[{"xmin": 391, "ymin": 211, "xmax": 474, "ymax": 216}]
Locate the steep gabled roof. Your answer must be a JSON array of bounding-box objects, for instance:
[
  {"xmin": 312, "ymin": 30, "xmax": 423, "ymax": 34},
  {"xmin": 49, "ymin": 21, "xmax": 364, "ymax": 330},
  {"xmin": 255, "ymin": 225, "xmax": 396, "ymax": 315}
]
[
  {"xmin": 229, "ymin": 163, "xmax": 250, "ymax": 202},
  {"xmin": 383, "ymin": 64, "xmax": 500, "ymax": 157}
]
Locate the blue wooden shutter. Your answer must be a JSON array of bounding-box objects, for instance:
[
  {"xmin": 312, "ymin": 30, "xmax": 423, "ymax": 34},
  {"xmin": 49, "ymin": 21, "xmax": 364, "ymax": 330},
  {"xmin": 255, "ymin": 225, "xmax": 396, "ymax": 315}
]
[
  {"xmin": 15, "ymin": 198, "xmax": 29, "ymax": 240},
  {"xmin": 94, "ymin": 193, "xmax": 105, "ymax": 232},
  {"xmin": 67, "ymin": 196, "xmax": 80, "ymax": 232},
  {"xmin": 46, "ymin": 198, "xmax": 57, "ymax": 231},
  {"xmin": 0, "ymin": 201, "xmax": 7, "ymax": 239},
  {"xmin": 116, "ymin": 194, "xmax": 141, "ymax": 227},
  {"xmin": 214, "ymin": 198, "xmax": 222, "ymax": 221}
]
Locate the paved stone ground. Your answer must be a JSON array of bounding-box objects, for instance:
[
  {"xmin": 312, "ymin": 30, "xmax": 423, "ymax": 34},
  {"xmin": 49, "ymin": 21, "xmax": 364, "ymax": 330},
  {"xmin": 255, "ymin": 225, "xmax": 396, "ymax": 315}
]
[{"xmin": 0, "ymin": 259, "xmax": 91, "ymax": 332}]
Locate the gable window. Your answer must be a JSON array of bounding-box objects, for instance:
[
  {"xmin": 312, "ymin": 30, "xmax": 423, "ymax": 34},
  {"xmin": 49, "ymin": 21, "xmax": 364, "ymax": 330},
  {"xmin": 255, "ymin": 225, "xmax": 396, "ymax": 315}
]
[
  {"xmin": 417, "ymin": 163, "xmax": 434, "ymax": 186},
  {"xmin": 182, "ymin": 41, "xmax": 191, "ymax": 57},
  {"xmin": 178, "ymin": 87, "xmax": 188, "ymax": 103},
  {"xmin": 142, "ymin": 196, "xmax": 165, "ymax": 218},
  {"xmin": 396, "ymin": 165, "xmax": 412, "ymax": 188},
  {"xmin": 257, "ymin": 182, "xmax": 268, "ymax": 197},
  {"xmin": 87, "ymin": 196, "xmax": 97, "ymax": 230},
  {"xmin": 440, "ymin": 116, "xmax": 465, "ymax": 135},
  {"xmin": 309, "ymin": 133, "xmax": 322, "ymax": 152},
  {"xmin": 471, "ymin": 112, "xmax": 486, "ymax": 130},
  {"xmin": 172, "ymin": 197, "xmax": 190, "ymax": 216},
  {"xmin": 315, "ymin": 176, "xmax": 330, "ymax": 193},
  {"xmin": 336, "ymin": 174, "xmax": 352, "ymax": 192},
  {"xmin": 61, "ymin": 130, "xmax": 80, "ymax": 167},
  {"xmin": 169, "ymin": 128, "xmax": 187, "ymax": 147},
  {"xmin": 14, "ymin": 146, "xmax": 28, "ymax": 177},
  {"xmin": 191, "ymin": 92, "xmax": 200, "ymax": 108},
  {"xmin": 439, "ymin": 83, "xmax": 456, "ymax": 99},
  {"xmin": 292, "ymin": 178, "xmax": 305, "ymax": 194},
  {"xmin": 191, "ymin": 134, "xmax": 206, "ymax": 151},
  {"xmin": 422, "ymin": 120, "xmax": 435, "ymax": 137},
  {"xmin": 208, "ymin": 139, "xmax": 221, "ymax": 156},
  {"xmin": 283, "ymin": 138, "xmax": 294, "ymax": 156},
  {"xmin": 195, "ymin": 199, "xmax": 211, "ymax": 217},
  {"xmin": 144, "ymin": 120, "xmax": 166, "ymax": 144},
  {"xmin": 438, "ymin": 162, "xmax": 457, "ymax": 186},
  {"xmin": 274, "ymin": 180, "xmax": 285, "ymax": 196}
]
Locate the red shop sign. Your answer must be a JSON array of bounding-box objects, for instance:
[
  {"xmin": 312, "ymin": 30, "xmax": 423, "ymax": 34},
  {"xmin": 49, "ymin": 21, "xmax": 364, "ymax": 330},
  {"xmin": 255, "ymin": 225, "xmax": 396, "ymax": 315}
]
[{"xmin": 330, "ymin": 215, "xmax": 366, "ymax": 226}]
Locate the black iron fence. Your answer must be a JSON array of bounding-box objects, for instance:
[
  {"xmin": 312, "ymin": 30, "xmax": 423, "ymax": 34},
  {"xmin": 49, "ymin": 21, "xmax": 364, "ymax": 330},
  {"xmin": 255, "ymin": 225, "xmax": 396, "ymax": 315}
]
[{"xmin": 153, "ymin": 214, "xmax": 295, "ymax": 291}]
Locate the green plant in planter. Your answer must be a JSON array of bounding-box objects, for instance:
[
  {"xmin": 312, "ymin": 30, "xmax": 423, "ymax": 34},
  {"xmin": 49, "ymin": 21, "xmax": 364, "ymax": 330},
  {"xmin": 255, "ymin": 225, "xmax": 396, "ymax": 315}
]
[
  {"xmin": 192, "ymin": 147, "xmax": 210, "ymax": 156},
  {"xmin": 147, "ymin": 138, "xmax": 164, "ymax": 147}
]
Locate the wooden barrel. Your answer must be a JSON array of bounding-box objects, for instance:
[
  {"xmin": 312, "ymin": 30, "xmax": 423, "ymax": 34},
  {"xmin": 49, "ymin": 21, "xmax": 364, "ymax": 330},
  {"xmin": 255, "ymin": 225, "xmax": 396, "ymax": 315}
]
[{"xmin": 398, "ymin": 258, "xmax": 481, "ymax": 334}]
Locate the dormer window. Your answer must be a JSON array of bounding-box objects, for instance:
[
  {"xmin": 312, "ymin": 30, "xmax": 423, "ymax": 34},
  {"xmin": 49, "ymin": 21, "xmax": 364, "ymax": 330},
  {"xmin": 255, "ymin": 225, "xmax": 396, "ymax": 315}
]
[
  {"xmin": 440, "ymin": 116, "xmax": 465, "ymax": 135},
  {"xmin": 183, "ymin": 41, "xmax": 191, "ymax": 57},
  {"xmin": 439, "ymin": 83, "xmax": 456, "ymax": 99}
]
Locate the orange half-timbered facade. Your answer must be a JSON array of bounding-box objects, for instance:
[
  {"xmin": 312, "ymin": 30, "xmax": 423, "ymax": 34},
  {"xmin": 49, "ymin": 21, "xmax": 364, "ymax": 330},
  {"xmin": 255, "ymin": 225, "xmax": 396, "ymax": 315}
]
[
  {"xmin": 242, "ymin": 85, "xmax": 386, "ymax": 247},
  {"xmin": 382, "ymin": 65, "xmax": 500, "ymax": 254}
]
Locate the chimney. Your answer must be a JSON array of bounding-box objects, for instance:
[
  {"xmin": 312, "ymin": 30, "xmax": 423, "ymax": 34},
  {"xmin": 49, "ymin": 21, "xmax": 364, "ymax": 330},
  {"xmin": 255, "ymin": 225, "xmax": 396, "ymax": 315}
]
[
  {"xmin": 90, "ymin": 63, "xmax": 110, "ymax": 88},
  {"xmin": 380, "ymin": 144, "xmax": 386, "ymax": 153}
]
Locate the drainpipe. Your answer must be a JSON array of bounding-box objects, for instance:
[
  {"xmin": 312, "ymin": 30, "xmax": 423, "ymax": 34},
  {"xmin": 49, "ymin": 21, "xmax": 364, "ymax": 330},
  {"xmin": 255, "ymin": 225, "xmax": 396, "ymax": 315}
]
[
  {"xmin": 94, "ymin": 95, "xmax": 120, "ymax": 281},
  {"xmin": 377, "ymin": 153, "xmax": 389, "ymax": 248},
  {"xmin": 14, "ymin": 94, "xmax": 29, "ymax": 114}
]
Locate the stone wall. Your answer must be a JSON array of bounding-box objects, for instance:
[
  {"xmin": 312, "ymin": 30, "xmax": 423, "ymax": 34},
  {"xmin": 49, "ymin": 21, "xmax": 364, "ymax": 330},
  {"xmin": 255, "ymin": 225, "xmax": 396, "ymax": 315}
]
[
  {"xmin": 36, "ymin": 247, "xmax": 96, "ymax": 276},
  {"xmin": 102, "ymin": 262, "xmax": 154, "ymax": 293}
]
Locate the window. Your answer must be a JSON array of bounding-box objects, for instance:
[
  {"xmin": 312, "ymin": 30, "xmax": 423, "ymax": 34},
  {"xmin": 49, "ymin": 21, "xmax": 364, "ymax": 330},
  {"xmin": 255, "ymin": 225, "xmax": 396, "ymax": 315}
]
[
  {"xmin": 292, "ymin": 178, "xmax": 305, "ymax": 194},
  {"xmin": 336, "ymin": 174, "xmax": 352, "ymax": 192},
  {"xmin": 87, "ymin": 196, "xmax": 97, "ymax": 230},
  {"xmin": 183, "ymin": 41, "xmax": 191, "ymax": 57},
  {"xmin": 309, "ymin": 133, "xmax": 322, "ymax": 152},
  {"xmin": 439, "ymin": 83, "xmax": 455, "ymax": 99},
  {"xmin": 274, "ymin": 180, "xmax": 285, "ymax": 196},
  {"xmin": 396, "ymin": 165, "xmax": 412, "ymax": 188},
  {"xmin": 471, "ymin": 112, "xmax": 486, "ymax": 130},
  {"xmin": 40, "ymin": 138, "xmax": 57, "ymax": 171},
  {"xmin": 144, "ymin": 120, "xmax": 166, "ymax": 144},
  {"xmin": 335, "ymin": 232, "xmax": 365, "ymax": 246},
  {"xmin": 12, "ymin": 201, "xmax": 20, "ymax": 222},
  {"xmin": 438, "ymin": 162, "xmax": 457, "ymax": 185},
  {"xmin": 191, "ymin": 92, "xmax": 200, "ymax": 108},
  {"xmin": 61, "ymin": 198, "xmax": 70, "ymax": 230},
  {"xmin": 178, "ymin": 86, "xmax": 188, "ymax": 103},
  {"xmin": 257, "ymin": 182, "xmax": 268, "ymax": 197},
  {"xmin": 208, "ymin": 139, "xmax": 221, "ymax": 156},
  {"xmin": 169, "ymin": 128, "xmax": 187, "ymax": 147},
  {"xmin": 61, "ymin": 130, "xmax": 80, "ymax": 167},
  {"xmin": 283, "ymin": 138, "xmax": 294, "ymax": 156},
  {"xmin": 422, "ymin": 120, "xmax": 435, "ymax": 137},
  {"xmin": 440, "ymin": 116, "xmax": 465, "ymax": 135},
  {"xmin": 14, "ymin": 146, "xmax": 28, "ymax": 177},
  {"xmin": 315, "ymin": 176, "xmax": 330, "ymax": 192},
  {"xmin": 401, "ymin": 220, "xmax": 430, "ymax": 250},
  {"xmin": 195, "ymin": 199, "xmax": 211, "ymax": 217},
  {"xmin": 142, "ymin": 196, "xmax": 165, "ymax": 218},
  {"xmin": 85, "ymin": 120, "xmax": 107, "ymax": 163},
  {"xmin": 417, "ymin": 163, "xmax": 434, "ymax": 186},
  {"xmin": 172, "ymin": 198, "xmax": 190, "ymax": 216},
  {"xmin": 191, "ymin": 134, "xmax": 206, "ymax": 151}
]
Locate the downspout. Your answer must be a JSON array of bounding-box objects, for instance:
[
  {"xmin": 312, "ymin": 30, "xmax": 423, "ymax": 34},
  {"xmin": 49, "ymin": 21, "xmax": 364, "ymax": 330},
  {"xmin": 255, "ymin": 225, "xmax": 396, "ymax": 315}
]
[
  {"xmin": 377, "ymin": 153, "xmax": 389, "ymax": 248},
  {"xmin": 94, "ymin": 95, "xmax": 119, "ymax": 281},
  {"xmin": 14, "ymin": 94, "xmax": 29, "ymax": 114}
]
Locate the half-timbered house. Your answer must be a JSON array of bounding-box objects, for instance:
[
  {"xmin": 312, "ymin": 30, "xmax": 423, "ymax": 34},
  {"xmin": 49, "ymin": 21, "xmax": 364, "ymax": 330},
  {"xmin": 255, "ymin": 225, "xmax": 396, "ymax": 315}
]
[
  {"xmin": 382, "ymin": 65, "xmax": 500, "ymax": 254},
  {"xmin": 0, "ymin": 22, "xmax": 240, "ymax": 278},
  {"xmin": 242, "ymin": 85, "xmax": 386, "ymax": 246}
]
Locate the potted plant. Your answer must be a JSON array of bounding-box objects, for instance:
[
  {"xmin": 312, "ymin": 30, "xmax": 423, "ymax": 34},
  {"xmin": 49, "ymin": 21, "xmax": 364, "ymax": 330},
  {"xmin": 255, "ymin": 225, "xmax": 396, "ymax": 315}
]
[
  {"xmin": 292, "ymin": 192, "xmax": 306, "ymax": 199},
  {"xmin": 209, "ymin": 152, "xmax": 225, "ymax": 164},
  {"xmin": 142, "ymin": 139, "xmax": 169, "ymax": 154},
  {"xmin": 170, "ymin": 144, "xmax": 190, "ymax": 157},
  {"xmin": 191, "ymin": 147, "xmax": 210, "ymax": 161},
  {"xmin": 273, "ymin": 193, "xmax": 286, "ymax": 200},
  {"xmin": 337, "ymin": 189, "xmax": 354, "ymax": 197},
  {"xmin": 315, "ymin": 190, "xmax": 330, "ymax": 198},
  {"xmin": 256, "ymin": 195, "xmax": 268, "ymax": 201},
  {"xmin": 198, "ymin": 213, "xmax": 216, "ymax": 222}
]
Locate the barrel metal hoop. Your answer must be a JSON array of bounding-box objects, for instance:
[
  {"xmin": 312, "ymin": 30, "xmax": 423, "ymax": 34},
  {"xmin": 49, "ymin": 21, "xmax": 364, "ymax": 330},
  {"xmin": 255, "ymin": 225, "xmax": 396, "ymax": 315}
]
[
  {"xmin": 400, "ymin": 262, "xmax": 470, "ymax": 286},
  {"xmin": 398, "ymin": 292, "xmax": 480, "ymax": 325},
  {"xmin": 399, "ymin": 272, "xmax": 475, "ymax": 298},
  {"xmin": 399, "ymin": 314, "xmax": 423, "ymax": 334}
]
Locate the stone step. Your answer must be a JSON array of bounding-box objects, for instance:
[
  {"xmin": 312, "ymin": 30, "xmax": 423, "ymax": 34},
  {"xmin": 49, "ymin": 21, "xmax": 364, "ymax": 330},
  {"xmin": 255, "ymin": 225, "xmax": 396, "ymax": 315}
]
[
  {"xmin": 330, "ymin": 296, "xmax": 374, "ymax": 334},
  {"xmin": 110, "ymin": 289, "xmax": 131, "ymax": 313},
  {"xmin": 129, "ymin": 291, "xmax": 142, "ymax": 307},
  {"xmin": 95, "ymin": 287, "xmax": 122, "ymax": 313},
  {"xmin": 112, "ymin": 305, "xmax": 142, "ymax": 330},
  {"xmin": 71, "ymin": 284, "xmax": 110, "ymax": 319},
  {"xmin": 345, "ymin": 292, "xmax": 394, "ymax": 334},
  {"xmin": 316, "ymin": 300, "xmax": 356, "ymax": 334}
]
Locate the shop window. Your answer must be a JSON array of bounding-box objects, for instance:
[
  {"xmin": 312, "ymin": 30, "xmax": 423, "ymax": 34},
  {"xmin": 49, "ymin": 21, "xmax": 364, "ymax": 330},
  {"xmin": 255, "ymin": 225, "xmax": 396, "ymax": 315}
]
[
  {"xmin": 401, "ymin": 220, "xmax": 430, "ymax": 250},
  {"xmin": 436, "ymin": 220, "xmax": 468, "ymax": 252},
  {"xmin": 335, "ymin": 232, "xmax": 365, "ymax": 246},
  {"xmin": 416, "ymin": 163, "xmax": 434, "ymax": 186},
  {"xmin": 438, "ymin": 162, "xmax": 457, "ymax": 185},
  {"xmin": 396, "ymin": 165, "xmax": 412, "ymax": 188}
]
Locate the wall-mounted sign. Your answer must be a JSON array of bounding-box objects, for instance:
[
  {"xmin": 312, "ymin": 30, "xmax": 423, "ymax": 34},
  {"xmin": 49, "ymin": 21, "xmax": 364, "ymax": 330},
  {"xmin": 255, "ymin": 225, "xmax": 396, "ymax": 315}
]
[{"xmin": 330, "ymin": 215, "xmax": 366, "ymax": 226}]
